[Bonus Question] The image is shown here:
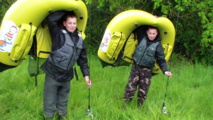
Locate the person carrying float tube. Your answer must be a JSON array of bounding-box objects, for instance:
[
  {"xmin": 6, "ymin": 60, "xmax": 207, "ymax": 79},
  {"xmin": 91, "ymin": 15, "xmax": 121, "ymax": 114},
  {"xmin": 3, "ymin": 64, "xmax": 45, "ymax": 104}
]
[
  {"xmin": 123, "ymin": 26, "xmax": 172, "ymax": 107},
  {"xmin": 41, "ymin": 11, "xmax": 91, "ymax": 119}
]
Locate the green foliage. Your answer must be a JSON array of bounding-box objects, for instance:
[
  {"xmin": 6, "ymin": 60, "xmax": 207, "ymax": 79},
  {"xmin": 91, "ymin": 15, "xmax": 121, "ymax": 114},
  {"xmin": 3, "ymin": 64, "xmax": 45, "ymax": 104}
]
[
  {"xmin": 0, "ymin": 0, "xmax": 16, "ymax": 23},
  {"xmin": 196, "ymin": 1, "xmax": 213, "ymax": 64},
  {"xmin": 151, "ymin": 0, "xmax": 213, "ymax": 64}
]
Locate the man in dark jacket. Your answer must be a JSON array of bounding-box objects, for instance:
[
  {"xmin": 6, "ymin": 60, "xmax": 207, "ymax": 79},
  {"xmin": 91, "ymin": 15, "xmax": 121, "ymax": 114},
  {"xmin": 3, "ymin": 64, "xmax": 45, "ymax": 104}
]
[
  {"xmin": 124, "ymin": 26, "xmax": 172, "ymax": 107},
  {"xmin": 41, "ymin": 11, "xmax": 91, "ymax": 119}
]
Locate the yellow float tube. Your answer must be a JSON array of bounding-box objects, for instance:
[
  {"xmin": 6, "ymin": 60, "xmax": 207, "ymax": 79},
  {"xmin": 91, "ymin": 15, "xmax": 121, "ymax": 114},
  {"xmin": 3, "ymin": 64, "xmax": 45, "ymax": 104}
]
[
  {"xmin": 98, "ymin": 10, "xmax": 175, "ymax": 74},
  {"xmin": 0, "ymin": 0, "xmax": 88, "ymax": 67}
]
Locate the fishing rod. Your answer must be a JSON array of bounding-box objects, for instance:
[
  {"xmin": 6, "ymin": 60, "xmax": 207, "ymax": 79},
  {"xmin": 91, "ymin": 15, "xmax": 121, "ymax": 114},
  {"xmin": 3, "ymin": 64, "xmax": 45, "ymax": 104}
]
[
  {"xmin": 162, "ymin": 77, "xmax": 171, "ymax": 115},
  {"xmin": 86, "ymin": 88, "xmax": 94, "ymax": 119}
]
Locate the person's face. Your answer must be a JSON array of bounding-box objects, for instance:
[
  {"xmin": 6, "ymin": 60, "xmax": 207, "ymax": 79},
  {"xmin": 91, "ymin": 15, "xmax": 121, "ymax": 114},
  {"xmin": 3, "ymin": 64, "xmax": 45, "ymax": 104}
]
[
  {"xmin": 146, "ymin": 28, "xmax": 158, "ymax": 41},
  {"xmin": 63, "ymin": 17, "xmax": 77, "ymax": 33}
]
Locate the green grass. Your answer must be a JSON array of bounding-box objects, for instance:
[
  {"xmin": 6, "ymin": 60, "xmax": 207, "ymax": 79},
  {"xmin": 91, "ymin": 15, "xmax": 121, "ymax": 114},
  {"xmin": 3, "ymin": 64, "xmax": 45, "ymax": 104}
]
[{"xmin": 0, "ymin": 55, "xmax": 212, "ymax": 120}]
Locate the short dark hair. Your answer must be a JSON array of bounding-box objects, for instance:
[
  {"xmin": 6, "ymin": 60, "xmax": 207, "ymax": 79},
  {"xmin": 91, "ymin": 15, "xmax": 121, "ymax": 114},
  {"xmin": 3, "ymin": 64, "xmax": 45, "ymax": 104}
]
[
  {"xmin": 146, "ymin": 25, "xmax": 158, "ymax": 30},
  {"xmin": 63, "ymin": 11, "xmax": 77, "ymax": 21},
  {"xmin": 146, "ymin": 25, "xmax": 159, "ymax": 33}
]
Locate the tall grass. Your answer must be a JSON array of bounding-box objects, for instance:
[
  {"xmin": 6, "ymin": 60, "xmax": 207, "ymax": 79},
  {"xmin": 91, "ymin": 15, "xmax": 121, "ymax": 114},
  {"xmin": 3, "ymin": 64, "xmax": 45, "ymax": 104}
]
[{"xmin": 0, "ymin": 55, "xmax": 212, "ymax": 120}]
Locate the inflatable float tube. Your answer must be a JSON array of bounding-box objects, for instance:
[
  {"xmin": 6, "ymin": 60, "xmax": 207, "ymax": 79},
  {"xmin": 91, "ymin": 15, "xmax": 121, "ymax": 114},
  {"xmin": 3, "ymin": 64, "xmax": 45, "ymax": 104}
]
[
  {"xmin": 0, "ymin": 0, "xmax": 88, "ymax": 67},
  {"xmin": 98, "ymin": 10, "xmax": 175, "ymax": 74}
]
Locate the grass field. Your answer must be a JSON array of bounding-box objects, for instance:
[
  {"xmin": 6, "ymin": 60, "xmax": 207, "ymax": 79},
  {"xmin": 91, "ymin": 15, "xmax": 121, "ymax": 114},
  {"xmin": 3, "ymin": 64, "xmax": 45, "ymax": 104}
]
[{"xmin": 0, "ymin": 55, "xmax": 212, "ymax": 120}]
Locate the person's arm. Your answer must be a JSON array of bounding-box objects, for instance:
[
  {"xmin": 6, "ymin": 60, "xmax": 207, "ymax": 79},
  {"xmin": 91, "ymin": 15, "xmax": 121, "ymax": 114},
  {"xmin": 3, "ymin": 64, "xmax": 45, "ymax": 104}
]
[
  {"xmin": 47, "ymin": 11, "xmax": 66, "ymax": 37},
  {"xmin": 77, "ymin": 42, "xmax": 91, "ymax": 87},
  {"xmin": 133, "ymin": 26, "xmax": 146, "ymax": 41},
  {"xmin": 156, "ymin": 44, "xmax": 172, "ymax": 77}
]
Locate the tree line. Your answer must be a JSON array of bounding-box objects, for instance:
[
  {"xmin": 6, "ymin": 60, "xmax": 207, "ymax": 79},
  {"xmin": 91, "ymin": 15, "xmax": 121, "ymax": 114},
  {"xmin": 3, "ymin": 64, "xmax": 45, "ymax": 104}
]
[{"xmin": 1, "ymin": 0, "xmax": 212, "ymax": 65}]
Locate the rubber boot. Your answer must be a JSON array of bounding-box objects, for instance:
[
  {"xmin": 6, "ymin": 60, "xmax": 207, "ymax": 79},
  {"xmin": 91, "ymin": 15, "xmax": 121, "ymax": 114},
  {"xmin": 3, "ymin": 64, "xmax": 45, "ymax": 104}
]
[{"xmin": 137, "ymin": 99, "xmax": 144, "ymax": 108}]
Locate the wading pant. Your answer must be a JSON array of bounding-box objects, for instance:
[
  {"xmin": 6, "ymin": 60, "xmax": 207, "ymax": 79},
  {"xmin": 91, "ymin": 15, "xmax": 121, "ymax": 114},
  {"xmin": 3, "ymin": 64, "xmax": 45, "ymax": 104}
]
[
  {"xmin": 44, "ymin": 75, "xmax": 70, "ymax": 118},
  {"xmin": 124, "ymin": 63, "xmax": 152, "ymax": 106}
]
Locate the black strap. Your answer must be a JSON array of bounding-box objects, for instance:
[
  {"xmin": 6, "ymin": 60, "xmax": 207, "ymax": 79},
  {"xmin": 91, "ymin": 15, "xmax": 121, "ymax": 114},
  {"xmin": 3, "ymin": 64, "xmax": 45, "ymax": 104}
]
[{"xmin": 74, "ymin": 67, "xmax": 79, "ymax": 80}]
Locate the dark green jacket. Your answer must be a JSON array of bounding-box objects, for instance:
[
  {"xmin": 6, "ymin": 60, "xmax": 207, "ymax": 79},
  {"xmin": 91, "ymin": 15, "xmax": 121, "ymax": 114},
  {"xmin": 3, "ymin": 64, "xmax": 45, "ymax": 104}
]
[{"xmin": 133, "ymin": 35, "xmax": 168, "ymax": 73}]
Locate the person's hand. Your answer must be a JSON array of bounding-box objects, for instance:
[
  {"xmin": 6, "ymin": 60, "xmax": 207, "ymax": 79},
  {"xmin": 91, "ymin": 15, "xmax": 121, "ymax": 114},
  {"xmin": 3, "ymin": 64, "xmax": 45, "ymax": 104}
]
[
  {"xmin": 85, "ymin": 76, "xmax": 91, "ymax": 88},
  {"xmin": 164, "ymin": 71, "xmax": 172, "ymax": 78}
]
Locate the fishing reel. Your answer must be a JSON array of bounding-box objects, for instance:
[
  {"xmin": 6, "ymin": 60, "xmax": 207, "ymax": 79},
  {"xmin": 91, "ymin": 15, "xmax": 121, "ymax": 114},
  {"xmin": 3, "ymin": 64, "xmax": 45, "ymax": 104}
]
[{"xmin": 86, "ymin": 108, "xmax": 94, "ymax": 119}]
